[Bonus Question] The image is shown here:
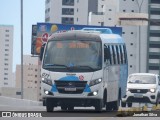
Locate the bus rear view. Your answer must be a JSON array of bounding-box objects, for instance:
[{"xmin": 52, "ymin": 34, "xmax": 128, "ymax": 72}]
[{"xmin": 40, "ymin": 29, "xmax": 128, "ymax": 112}]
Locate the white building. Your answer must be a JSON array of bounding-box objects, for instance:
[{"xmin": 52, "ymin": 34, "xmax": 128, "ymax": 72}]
[
  {"xmin": 0, "ymin": 25, "xmax": 13, "ymax": 93},
  {"xmin": 15, "ymin": 55, "xmax": 41, "ymax": 101},
  {"xmin": 89, "ymin": 0, "xmax": 149, "ymax": 75},
  {"xmin": 147, "ymin": 1, "xmax": 160, "ymax": 74},
  {"xmin": 45, "ymin": 0, "xmax": 98, "ymax": 24}
]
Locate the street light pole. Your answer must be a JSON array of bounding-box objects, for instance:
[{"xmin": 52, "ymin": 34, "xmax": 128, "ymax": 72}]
[
  {"xmin": 21, "ymin": 0, "xmax": 23, "ymax": 99},
  {"xmin": 135, "ymin": 0, "xmax": 144, "ymax": 73}
]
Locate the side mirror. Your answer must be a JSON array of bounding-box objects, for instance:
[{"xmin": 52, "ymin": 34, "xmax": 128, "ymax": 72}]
[{"xmin": 39, "ymin": 43, "xmax": 46, "ymax": 61}]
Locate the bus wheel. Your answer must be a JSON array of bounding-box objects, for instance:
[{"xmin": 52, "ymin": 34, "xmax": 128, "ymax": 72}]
[
  {"xmin": 121, "ymin": 101, "xmax": 126, "ymax": 107},
  {"xmin": 113, "ymin": 100, "xmax": 119, "ymax": 111},
  {"xmin": 95, "ymin": 99, "xmax": 103, "ymax": 112},
  {"xmin": 61, "ymin": 106, "xmax": 67, "ymax": 111},
  {"xmin": 106, "ymin": 102, "xmax": 112, "ymax": 111},
  {"xmin": 68, "ymin": 106, "xmax": 74, "ymax": 111},
  {"xmin": 46, "ymin": 98, "xmax": 54, "ymax": 112},
  {"xmin": 127, "ymin": 103, "xmax": 132, "ymax": 107}
]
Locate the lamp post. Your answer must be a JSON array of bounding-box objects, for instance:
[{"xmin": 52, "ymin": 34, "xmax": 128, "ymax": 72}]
[
  {"xmin": 135, "ymin": 0, "xmax": 144, "ymax": 73},
  {"xmin": 21, "ymin": 0, "xmax": 23, "ymax": 99}
]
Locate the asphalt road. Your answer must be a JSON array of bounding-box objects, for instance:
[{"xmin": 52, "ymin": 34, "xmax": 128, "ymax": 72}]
[{"xmin": 0, "ymin": 104, "xmax": 160, "ymax": 120}]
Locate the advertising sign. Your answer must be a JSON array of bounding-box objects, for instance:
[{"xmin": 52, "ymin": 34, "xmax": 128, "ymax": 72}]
[{"xmin": 32, "ymin": 23, "xmax": 122, "ymax": 55}]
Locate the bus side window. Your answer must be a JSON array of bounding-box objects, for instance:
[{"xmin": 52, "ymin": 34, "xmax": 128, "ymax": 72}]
[
  {"xmin": 119, "ymin": 45, "xmax": 123, "ymax": 64},
  {"xmin": 121, "ymin": 45, "xmax": 125, "ymax": 64},
  {"xmin": 116, "ymin": 45, "xmax": 120, "ymax": 64},
  {"xmin": 112, "ymin": 45, "xmax": 116, "ymax": 64},
  {"xmin": 123, "ymin": 45, "xmax": 127, "ymax": 64},
  {"xmin": 104, "ymin": 45, "xmax": 111, "ymax": 64}
]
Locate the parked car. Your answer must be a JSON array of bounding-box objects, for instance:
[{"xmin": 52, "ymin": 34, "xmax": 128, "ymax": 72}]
[{"xmin": 122, "ymin": 73, "xmax": 160, "ymax": 107}]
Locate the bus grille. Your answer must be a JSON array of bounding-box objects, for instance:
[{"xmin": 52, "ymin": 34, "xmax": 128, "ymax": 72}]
[
  {"xmin": 130, "ymin": 89, "xmax": 148, "ymax": 93},
  {"xmin": 54, "ymin": 80, "xmax": 87, "ymax": 94}
]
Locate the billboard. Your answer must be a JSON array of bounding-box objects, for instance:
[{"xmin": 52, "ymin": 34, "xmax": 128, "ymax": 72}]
[{"xmin": 31, "ymin": 23, "xmax": 122, "ymax": 55}]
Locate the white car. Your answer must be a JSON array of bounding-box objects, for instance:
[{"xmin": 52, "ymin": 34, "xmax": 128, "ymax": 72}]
[{"xmin": 122, "ymin": 73, "xmax": 160, "ymax": 107}]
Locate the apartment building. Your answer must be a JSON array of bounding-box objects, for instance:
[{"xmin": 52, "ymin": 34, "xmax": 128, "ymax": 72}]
[
  {"xmin": 0, "ymin": 25, "xmax": 13, "ymax": 94},
  {"xmin": 147, "ymin": 0, "xmax": 160, "ymax": 74},
  {"xmin": 45, "ymin": 0, "xmax": 98, "ymax": 24},
  {"xmin": 15, "ymin": 55, "xmax": 41, "ymax": 101},
  {"xmin": 89, "ymin": 0, "xmax": 149, "ymax": 75}
]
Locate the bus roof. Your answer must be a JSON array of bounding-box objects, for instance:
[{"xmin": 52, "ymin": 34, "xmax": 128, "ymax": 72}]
[{"xmin": 48, "ymin": 30, "xmax": 124, "ymax": 44}]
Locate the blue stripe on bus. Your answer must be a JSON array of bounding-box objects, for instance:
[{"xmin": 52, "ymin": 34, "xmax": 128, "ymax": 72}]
[
  {"xmin": 51, "ymin": 76, "xmax": 91, "ymax": 92},
  {"xmin": 51, "ymin": 84, "xmax": 58, "ymax": 92}
]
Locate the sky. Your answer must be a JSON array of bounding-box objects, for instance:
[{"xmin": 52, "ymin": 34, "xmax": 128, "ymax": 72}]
[{"xmin": 0, "ymin": 0, "xmax": 45, "ymax": 72}]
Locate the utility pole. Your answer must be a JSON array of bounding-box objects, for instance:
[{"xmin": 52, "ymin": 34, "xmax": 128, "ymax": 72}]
[
  {"xmin": 21, "ymin": 0, "xmax": 23, "ymax": 99},
  {"xmin": 135, "ymin": 0, "xmax": 144, "ymax": 73}
]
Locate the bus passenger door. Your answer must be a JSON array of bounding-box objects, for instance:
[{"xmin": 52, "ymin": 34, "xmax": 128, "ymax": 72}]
[{"xmin": 104, "ymin": 45, "xmax": 111, "ymax": 102}]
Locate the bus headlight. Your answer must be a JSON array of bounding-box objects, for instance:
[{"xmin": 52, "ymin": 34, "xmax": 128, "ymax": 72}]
[
  {"xmin": 42, "ymin": 78, "xmax": 53, "ymax": 86},
  {"xmin": 150, "ymin": 88, "xmax": 156, "ymax": 93},
  {"xmin": 89, "ymin": 78, "xmax": 102, "ymax": 86}
]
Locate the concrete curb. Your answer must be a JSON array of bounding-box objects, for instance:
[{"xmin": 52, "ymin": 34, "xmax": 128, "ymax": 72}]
[{"xmin": 0, "ymin": 96, "xmax": 42, "ymax": 107}]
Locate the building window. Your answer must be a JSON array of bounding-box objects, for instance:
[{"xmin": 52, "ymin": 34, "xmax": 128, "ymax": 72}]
[
  {"xmin": 4, "ymin": 63, "xmax": 8, "ymax": 66},
  {"xmin": 101, "ymin": 5, "xmax": 104, "ymax": 8},
  {"xmin": 5, "ymin": 49, "xmax": 9, "ymax": 51},
  {"xmin": 45, "ymin": 0, "xmax": 50, "ymax": 4},
  {"xmin": 123, "ymin": 10, "xmax": 126, "ymax": 12},
  {"xmin": 35, "ymin": 75, "xmax": 37, "ymax": 77},
  {"xmin": 5, "ymin": 39, "xmax": 9, "ymax": 42},
  {"xmin": 130, "ymin": 65, "xmax": 133, "ymax": 68},
  {"xmin": 5, "ymin": 34, "xmax": 9, "ymax": 37},
  {"xmin": 131, "ymin": 10, "xmax": 134, "ymax": 12},
  {"xmin": 108, "ymin": 18, "xmax": 112, "ymax": 20},
  {"xmin": 4, "ymin": 73, "xmax": 8, "ymax": 75},
  {"xmin": 35, "ymin": 81, "xmax": 37, "ymax": 84},
  {"xmin": 62, "ymin": 0, "xmax": 74, "ymax": 6},
  {"xmin": 5, "ymin": 44, "xmax": 9, "ymax": 47},
  {"xmin": 130, "ymin": 54, "xmax": 133, "ymax": 56},
  {"xmin": 35, "ymin": 69, "xmax": 37, "ymax": 71},
  {"xmin": 4, "ymin": 58, "xmax": 8, "ymax": 61},
  {"xmin": 4, "ymin": 78, "xmax": 8, "ymax": 80},
  {"xmin": 109, "ymin": 9, "xmax": 112, "ymax": 11},
  {"xmin": 5, "ymin": 54, "xmax": 9, "ymax": 56},
  {"xmin": 77, "ymin": 0, "xmax": 79, "ymax": 3},
  {"xmin": 4, "ymin": 82, "xmax": 8, "ymax": 85},
  {"xmin": 5, "ymin": 30, "xmax": 9, "ymax": 32},
  {"xmin": 4, "ymin": 68, "xmax": 8, "ymax": 70},
  {"xmin": 131, "ymin": 32, "xmax": 134, "ymax": 34},
  {"xmin": 62, "ymin": 17, "xmax": 74, "ymax": 24},
  {"xmin": 16, "ymin": 92, "xmax": 21, "ymax": 95},
  {"xmin": 62, "ymin": 8, "xmax": 74, "ymax": 15},
  {"xmin": 122, "ymin": 32, "xmax": 125, "ymax": 34},
  {"xmin": 77, "ymin": 18, "xmax": 78, "ymax": 22},
  {"xmin": 45, "ymin": 17, "xmax": 50, "ymax": 22},
  {"xmin": 130, "ymin": 43, "xmax": 133, "ymax": 46}
]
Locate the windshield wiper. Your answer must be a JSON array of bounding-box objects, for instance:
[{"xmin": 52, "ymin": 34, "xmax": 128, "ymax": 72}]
[
  {"xmin": 45, "ymin": 64, "xmax": 69, "ymax": 68},
  {"xmin": 73, "ymin": 65, "xmax": 95, "ymax": 71}
]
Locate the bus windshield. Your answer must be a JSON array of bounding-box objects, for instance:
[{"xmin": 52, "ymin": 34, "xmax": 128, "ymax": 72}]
[{"xmin": 43, "ymin": 40, "xmax": 102, "ymax": 72}]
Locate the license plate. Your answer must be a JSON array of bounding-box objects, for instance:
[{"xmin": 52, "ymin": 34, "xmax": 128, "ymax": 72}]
[
  {"xmin": 134, "ymin": 94, "xmax": 143, "ymax": 98},
  {"xmin": 64, "ymin": 87, "xmax": 76, "ymax": 91}
]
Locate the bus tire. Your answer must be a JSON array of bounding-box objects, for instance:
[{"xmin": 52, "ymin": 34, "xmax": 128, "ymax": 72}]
[
  {"xmin": 61, "ymin": 106, "xmax": 67, "ymax": 111},
  {"xmin": 113, "ymin": 100, "xmax": 119, "ymax": 111},
  {"xmin": 106, "ymin": 102, "xmax": 112, "ymax": 111},
  {"xmin": 68, "ymin": 106, "xmax": 74, "ymax": 111},
  {"xmin": 127, "ymin": 103, "xmax": 132, "ymax": 107},
  {"xmin": 95, "ymin": 99, "xmax": 103, "ymax": 112},
  {"xmin": 121, "ymin": 101, "xmax": 126, "ymax": 107},
  {"xmin": 46, "ymin": 98, "xmax": 54, "ymax": 112}
]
